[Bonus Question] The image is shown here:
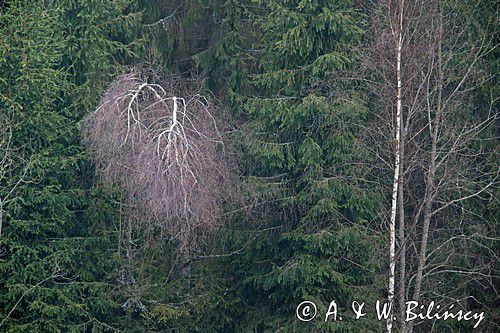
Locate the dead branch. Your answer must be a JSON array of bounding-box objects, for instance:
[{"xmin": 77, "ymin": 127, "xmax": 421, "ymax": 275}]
[{"xmin": 82, "ymin": 69, "xmax": 231, "ymax": 253}]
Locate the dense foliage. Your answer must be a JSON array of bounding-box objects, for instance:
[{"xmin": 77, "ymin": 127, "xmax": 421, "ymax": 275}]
[{"xmin": 0, "ymin": 0, "xmax": 497, "ymax": 332}]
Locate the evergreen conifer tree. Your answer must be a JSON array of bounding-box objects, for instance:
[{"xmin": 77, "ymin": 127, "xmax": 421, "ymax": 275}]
[{"xmin": 221, "ymin": 0, "xmax": 384, "ymax": 330}]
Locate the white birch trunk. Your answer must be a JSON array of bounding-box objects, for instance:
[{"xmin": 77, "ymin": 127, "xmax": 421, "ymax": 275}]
[{"xmin": 387, "ymin": 2, "xmax": 404, "ymax": 332}]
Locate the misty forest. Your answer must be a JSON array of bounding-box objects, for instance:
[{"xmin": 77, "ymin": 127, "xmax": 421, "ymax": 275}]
[{"xmin": 0, "ymin": 0, "xmax": 498, "ymax": 332}]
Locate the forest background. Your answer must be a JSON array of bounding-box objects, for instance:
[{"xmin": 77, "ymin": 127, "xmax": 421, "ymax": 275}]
[{"xmin": 0, "ymin": 0, "xmax": 498, "ymax": 332}]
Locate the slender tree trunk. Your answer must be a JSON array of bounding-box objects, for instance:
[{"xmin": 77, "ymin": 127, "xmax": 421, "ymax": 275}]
[
  {"xmin": 408, "ymin": 133, "xmax": 436, "ymax": 333},
  {"xmin": 0, "ymin": 199, "xmax": 3, "ymax": 239},
  {"xmin": 408, "ymin": 11, "xmax": 443, "ymax": 333},
  {"xmin": 125, "ymin": 213, "xmax": 133, "ymax": 265},
  {"xmin": 387, "ymin": 2, "xmax": 404, "ymax": 332},
  {"xmin": 397, "ymin": 138, "xmax": 407, "ymax": 333},
  {"xmin": 123, "ymin": 212, "xmax": 135, "ymax": 288}
]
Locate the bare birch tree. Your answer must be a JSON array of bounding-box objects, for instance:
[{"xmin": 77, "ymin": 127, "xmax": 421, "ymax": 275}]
[
  {"xmin": 82, "ymin": 69, "xmax": 231, "ymax": 253},
  {"xmin": 366, "ymin": 1, "xmax": 498, "ymax": 332},
  {"xmin": 387, "ymin": 1, "xmax": 405, "ymax": 332},
  {"xmin": 82, "ymin": 68, "xmax": 234, "ymax": 311}
]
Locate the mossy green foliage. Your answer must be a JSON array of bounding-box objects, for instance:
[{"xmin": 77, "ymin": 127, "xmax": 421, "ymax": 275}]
[
  {"xmin": 0, "ymin": 1, "xmax": 140, "ymax": 331},
  {"xmin": 218, "ymin": 1, "xmax": 384, "ymax": 331},
  {"xmin": 0, "ymin": 0, "xmax": 497, "ymax": 332}
]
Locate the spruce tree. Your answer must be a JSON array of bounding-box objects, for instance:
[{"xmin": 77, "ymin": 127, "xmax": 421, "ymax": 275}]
[
  {"xmin": 0, "ymin": 1, "xmax": 140, "ymax": 331},
  {"xmin": 224, "ymin": 0, "xmax": 383, "ymax": 330}
]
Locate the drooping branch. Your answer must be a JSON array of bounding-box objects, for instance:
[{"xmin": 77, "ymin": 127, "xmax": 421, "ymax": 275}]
[{"xmin": 82, "ymin": 69, "xmax": 230, "ymax": 252}]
